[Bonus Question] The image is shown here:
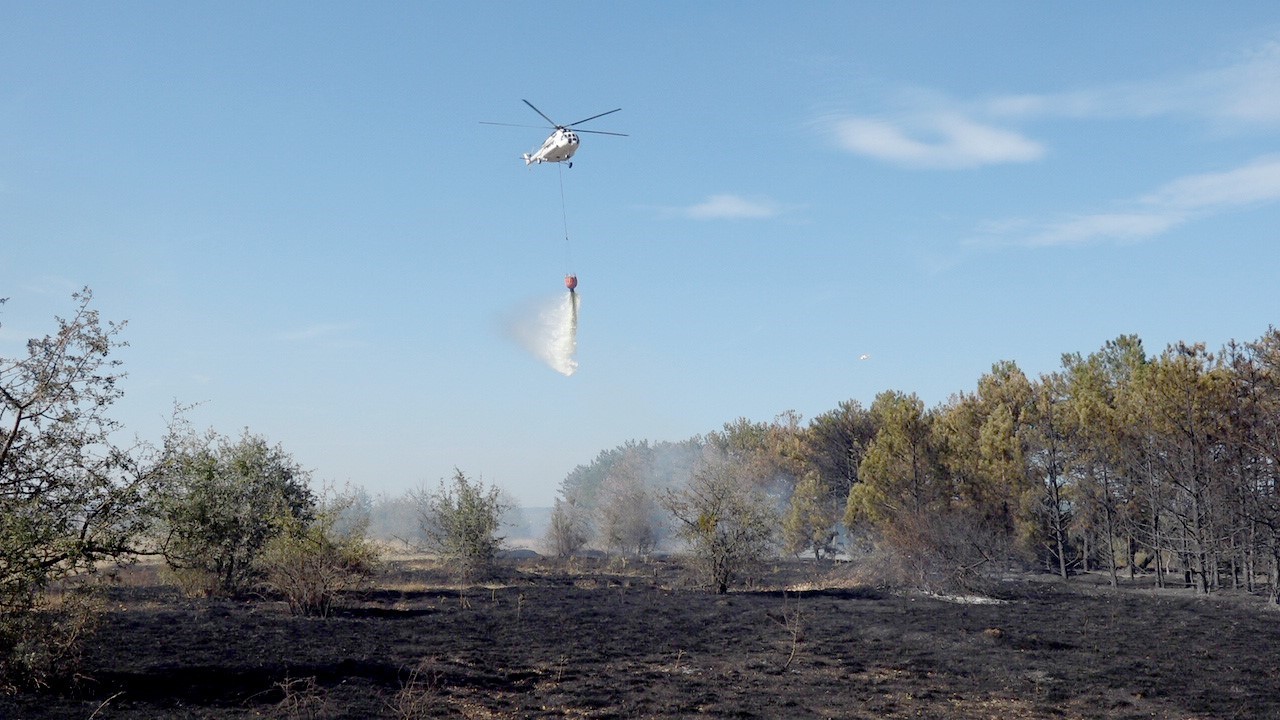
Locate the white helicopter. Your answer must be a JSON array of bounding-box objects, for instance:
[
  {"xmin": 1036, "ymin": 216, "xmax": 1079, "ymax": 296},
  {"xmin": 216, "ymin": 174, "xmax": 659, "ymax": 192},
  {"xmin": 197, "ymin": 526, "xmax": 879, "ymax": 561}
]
[{"xmin": 482, "ymin": 99, "xmax": 626, "ymax": 168}]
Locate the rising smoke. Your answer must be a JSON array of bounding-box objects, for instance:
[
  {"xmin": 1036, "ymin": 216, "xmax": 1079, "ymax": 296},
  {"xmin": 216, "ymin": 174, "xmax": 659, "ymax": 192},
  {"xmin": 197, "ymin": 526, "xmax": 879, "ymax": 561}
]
[{"xmin": 506, "ymin": 291, "xmax": 580, "ymax": 376}]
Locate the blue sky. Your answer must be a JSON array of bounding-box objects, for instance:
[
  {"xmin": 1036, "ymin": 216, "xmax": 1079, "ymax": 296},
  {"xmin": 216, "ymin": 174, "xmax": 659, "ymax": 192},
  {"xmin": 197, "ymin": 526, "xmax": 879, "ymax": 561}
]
[{"xmin": 4, "ymin": 4, "xmax": 1280, "ymax": 506}]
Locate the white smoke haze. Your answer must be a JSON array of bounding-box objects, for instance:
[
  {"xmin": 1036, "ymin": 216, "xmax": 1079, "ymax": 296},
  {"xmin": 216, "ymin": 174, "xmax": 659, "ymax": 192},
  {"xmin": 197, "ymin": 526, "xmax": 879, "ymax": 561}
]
[{"xmin": 506, "ymin": 292, "xmax": 580, "ymax": 376}]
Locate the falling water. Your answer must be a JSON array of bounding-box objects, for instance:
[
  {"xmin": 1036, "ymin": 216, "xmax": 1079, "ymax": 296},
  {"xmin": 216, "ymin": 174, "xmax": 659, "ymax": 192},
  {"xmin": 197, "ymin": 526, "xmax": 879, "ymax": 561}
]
[{"xmin": 508, "ymin": 292, "xmax": 580, "ymax": 376}]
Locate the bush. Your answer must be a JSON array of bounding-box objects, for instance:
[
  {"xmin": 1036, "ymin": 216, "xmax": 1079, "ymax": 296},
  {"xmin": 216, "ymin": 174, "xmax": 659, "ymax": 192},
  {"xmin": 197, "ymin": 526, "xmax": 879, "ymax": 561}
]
[
  {"xmin": 157, "ymin": 429, "xmax": 315, "ymax": 596},
  {"xmin": 258, "ymin": 506, "xmax": 381, "ymax": 617},
  {"xmin": 782, "ymin": 472, "xmax": 841, "ymax": 560},
  {"xmin": 597, "ymin": 483, "xmax": 661, "ymax": 559},
  {"xmin": 545, "ymin": 496, "xmax": 591, "ymax": 558},
  {"xmin": 663, "ymin": 456, "xmax": 777, "ymax": 594},
  {"xmin": 851, "ymin": 508, "xmax": 1007, "ymax": 594},
  {"xmin": 413, "ymin": 470, "xmax": 506, "ymax": 578},
  {"xmin": 0, "ymin": 587, "xmax": 100, "ymax": 692}
]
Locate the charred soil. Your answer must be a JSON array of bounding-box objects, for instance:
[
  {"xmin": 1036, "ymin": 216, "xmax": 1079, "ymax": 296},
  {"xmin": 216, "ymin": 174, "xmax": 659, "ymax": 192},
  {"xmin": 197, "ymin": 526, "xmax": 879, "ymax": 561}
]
[{"xmin": 4, "ymin": 559, "xmax": 1278, "ymax": 719}]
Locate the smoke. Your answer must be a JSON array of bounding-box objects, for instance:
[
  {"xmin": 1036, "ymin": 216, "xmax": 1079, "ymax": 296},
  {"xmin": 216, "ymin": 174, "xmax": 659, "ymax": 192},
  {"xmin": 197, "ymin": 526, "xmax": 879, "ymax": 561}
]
[{"xmin": 506, "ymin": 292, "xmax": 580, "ymax": 376}]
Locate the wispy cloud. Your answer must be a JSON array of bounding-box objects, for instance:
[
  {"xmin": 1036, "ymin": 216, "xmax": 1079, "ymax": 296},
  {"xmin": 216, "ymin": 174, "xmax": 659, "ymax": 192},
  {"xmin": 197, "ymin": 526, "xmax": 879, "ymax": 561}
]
[
  {"xmin": 986, "ymin": 155, "xmax": 1280, "ymax": 246},
  {"xmin": 826, "ymin": 112, "xmax": 1044, "ymax": 170},
  {"xmin": 1019, "ymin": 212, "xmax": 1187, "ymax": 247},
  {"xmin": 985, "ymin": 40, "xmax": 1280, "ymax": 126},
  {"xmin": 278, "ymin": 322, "xmax": 357, "ymax": 343},
  {"xmin": 1141, "ymin": 157, "xmax": 1280, "ymax": 209},
  {"xmin": 680, "ymin": 194, "xmax": 781, "ymax": 220},
  {"xmin": 824, "ymin": 37, "xmax": 1280, "ymax": 170}
]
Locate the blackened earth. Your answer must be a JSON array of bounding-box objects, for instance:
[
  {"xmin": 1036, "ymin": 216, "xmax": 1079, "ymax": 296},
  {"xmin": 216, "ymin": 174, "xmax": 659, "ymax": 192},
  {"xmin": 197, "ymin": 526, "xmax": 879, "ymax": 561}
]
[{"xmin": 3, "ymin": 559, "xmax": 1277, "ymax": 719}]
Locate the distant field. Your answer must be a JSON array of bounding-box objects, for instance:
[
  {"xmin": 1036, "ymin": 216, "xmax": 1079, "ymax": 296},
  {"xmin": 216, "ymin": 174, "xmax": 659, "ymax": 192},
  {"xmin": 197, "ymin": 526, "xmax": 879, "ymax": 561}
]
[{"xmin": 4, "ymin": 559, "xmax": 1277, "ymax": 719}]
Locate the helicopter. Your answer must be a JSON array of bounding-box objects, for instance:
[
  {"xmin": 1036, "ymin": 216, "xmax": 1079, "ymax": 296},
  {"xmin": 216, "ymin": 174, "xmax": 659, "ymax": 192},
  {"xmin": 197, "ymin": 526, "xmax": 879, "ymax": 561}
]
[{"xmin": 481, "ymin": 99, "xmax": 626, "ymax": 168}]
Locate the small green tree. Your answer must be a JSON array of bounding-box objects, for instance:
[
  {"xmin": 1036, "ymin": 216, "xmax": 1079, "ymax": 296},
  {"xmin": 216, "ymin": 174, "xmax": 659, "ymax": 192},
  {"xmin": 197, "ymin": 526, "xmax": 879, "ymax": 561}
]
[
  {"xmin": 157, "ymin": 429, "xmax": 315, "ymax": 596},
  {"xmin": 782, "ymin": 472, "xmax": 841, "ymax": 559},
  {"xmin": 663, "ymin": 455, "xmax": 777, "ymax": 594},
  {"xmin": 845, "ymin": 390, "xmax": 942, "ymax": 529},
  {"xmin": 415, "ymin": 469, "xmax": 506, "ymax": 577}
]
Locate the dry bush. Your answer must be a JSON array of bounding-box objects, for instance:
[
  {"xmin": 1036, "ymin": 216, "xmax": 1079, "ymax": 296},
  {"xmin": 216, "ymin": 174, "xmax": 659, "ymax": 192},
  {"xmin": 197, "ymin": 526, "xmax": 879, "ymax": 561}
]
[
  {"xmin": 272, "ymin": 675, "xmax": 331, "ymax": 720},
  {"xmin": 258, "ymin": 513, "xmax": 381, "ymax": 617},
  {"xmin": 386, "ymin": 658, "xmax": 442, "ymax": 720},
  {"xmin": 851, "ymin": 508, "xmax": 1009, "ymax": 594},
  {"xmin": 768, "ymin": 592, "xmax": 807, "ymax": 671},
  {"xmin": 545, "ymin": 496, "xmax": 591, "ymax": 558},
  {"xmin": 163, "ymin": 566, "xmax": 224, "ymax": 597},
  {"xmin": 0, "ymin": 587, "xmax": 101, "ymax": 692}
]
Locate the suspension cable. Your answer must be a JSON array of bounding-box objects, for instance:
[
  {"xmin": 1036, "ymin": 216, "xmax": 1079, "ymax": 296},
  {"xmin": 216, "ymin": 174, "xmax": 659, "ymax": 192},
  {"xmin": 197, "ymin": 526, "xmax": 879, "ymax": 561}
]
[{"xmin": 558, "ymin": 163, "xmax": 574, "ymax": 274}]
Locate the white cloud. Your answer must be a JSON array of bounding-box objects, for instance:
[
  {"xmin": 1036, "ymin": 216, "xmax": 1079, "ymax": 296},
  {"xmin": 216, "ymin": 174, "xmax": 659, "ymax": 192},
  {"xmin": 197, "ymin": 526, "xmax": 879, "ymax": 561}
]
[
  {"xmin": 1025, "ymin": 212, "xmax": 1187, "ymax": 247},
  {"xmin": 1140, "ymin": 156, "xmax": 1280, "ymax": 210},
  {"xmin": 827, "ymin": 112, "xmax": 1044, "ymax": 169},
  {"xmin": 983, "ymin": 91, "xmax": 1099, "ymax": 118},
  {"xmin": 996, "ymin": 155, "xmax": 1280, "ymax": 247},
  {"xmin": 682, "ymin": 194, "xmax": 780, "ymax": 220}
]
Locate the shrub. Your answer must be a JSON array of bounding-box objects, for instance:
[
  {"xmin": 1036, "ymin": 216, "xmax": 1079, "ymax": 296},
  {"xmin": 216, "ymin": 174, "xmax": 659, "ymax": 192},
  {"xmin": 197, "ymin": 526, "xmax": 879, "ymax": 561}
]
[
  {"xmin": 0, "ymin": 587, "xmax": 100, "ymax": 692},
  {"xmin": 663, "ymin": 456, "xmax": 777, "ymax": 594},
  {"xmin": 386, "ymin": 658, "xmax": 442, "ymax": 719},
  {"xmin": 413, "ymin": 470, "xmax": 506, "ymax": 578},
  {"xmin": 545, "ymin": 496, "xmax": 591, "ymax": 558},
  {"xmin": 781, "ymin": 472, "xmax": 841, "ymax": 560},
  {"xmin": 258, "ymin": 505, "xmax": 381, "ymax": 617},
  {"xmin": 597, "ymin": 481, "xmax": 661, "ymax": 559},
  {"xmin": 852, "ymin": 508, "xmax": 1006, "ymax": 594},
  {"xmin": 157, "ymin": 429, "xmax": 315, "ymax": 596}
]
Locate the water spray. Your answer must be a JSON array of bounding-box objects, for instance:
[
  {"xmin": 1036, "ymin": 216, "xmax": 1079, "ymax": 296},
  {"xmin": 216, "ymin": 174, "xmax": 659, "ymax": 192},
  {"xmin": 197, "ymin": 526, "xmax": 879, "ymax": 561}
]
[{"xmin": 507, "ymin": 292, "xmax": 580, "ymax": 377}]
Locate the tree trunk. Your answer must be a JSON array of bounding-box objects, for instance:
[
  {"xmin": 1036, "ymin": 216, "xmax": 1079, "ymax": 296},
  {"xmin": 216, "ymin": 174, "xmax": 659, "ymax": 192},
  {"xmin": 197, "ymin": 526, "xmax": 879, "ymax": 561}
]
[
  {"xmin": 1230, "ymin": 538, "xmax": 1240, "ymax": 591},
  {"xmin": 1126, "ymin": 533, "xmax": 1136, "ymax": 582},
  {"xmin": 1245, "ymin": 524, "xmax": 1256, "ymax": 593},
  {"xmin": 1270, "ymin": 541, "xmax": 1280, "ymax": 605},
  {"xmin": 1148, "ymin": 459, "xmax": 1166, "ymax": 589}
]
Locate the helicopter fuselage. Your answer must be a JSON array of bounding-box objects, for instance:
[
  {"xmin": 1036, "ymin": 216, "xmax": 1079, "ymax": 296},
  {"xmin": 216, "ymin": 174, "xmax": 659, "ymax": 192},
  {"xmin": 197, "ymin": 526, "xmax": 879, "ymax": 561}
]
[{"xmin": 524, "ymin": 128, "xmax": 580, "ymax": 165}]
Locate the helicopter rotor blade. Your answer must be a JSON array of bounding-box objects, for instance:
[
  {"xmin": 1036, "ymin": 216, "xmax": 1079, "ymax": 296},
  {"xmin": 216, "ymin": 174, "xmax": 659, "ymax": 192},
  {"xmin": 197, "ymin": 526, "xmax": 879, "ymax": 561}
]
[
  {"xmin": 522, "ymin": 99, "xmax": 559, "ymax": 128},
  {"xmin": 479, "ymin": 121, "xmax": 553, "ymax": 129},
  {"xmin": 573, "ymin": 129, "xmax": 629, "ymax": 137},
  {"xmin": 567, "ymin": 107, "xmax": 622, "ymax": 127}
]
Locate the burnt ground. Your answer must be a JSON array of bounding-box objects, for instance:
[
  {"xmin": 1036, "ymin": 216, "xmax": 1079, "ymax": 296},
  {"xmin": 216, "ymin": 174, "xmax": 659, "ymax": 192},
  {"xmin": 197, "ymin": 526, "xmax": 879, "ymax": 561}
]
[{"xmin": 3, "ymin": 558, "xmax": 1278, "ymax": 719}]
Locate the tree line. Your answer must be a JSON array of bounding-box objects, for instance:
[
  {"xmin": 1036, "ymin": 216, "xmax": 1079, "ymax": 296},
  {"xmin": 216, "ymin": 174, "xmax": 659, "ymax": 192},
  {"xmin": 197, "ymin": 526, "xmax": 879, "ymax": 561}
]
[{"xmin": 550, "ymin": 332, "xmax": 1280, "ymax": 602}]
